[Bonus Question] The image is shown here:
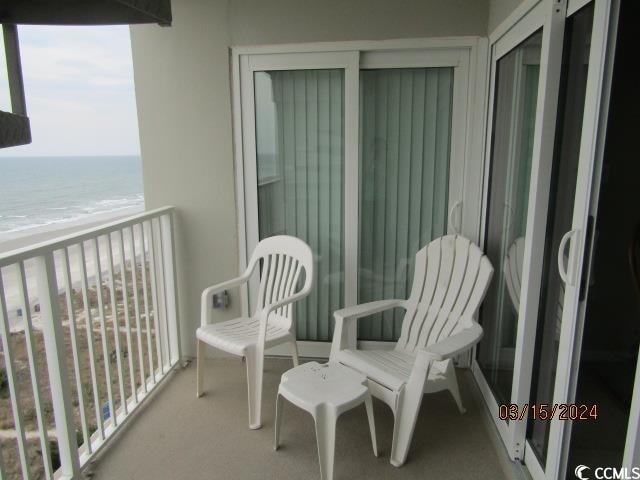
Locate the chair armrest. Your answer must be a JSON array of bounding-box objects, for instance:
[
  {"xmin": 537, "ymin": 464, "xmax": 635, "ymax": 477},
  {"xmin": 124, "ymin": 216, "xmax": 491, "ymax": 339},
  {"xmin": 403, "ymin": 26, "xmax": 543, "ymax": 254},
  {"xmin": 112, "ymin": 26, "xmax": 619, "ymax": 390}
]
[
  {"xmin": 258, "ymin": 289, "xmax": 309, "ymax": 323},
  {"xmin": 334, "ymin": 299, "xmax": 406, "ymax": 321},
  {"xmin": 255, "ymin": 274, "xmax": 314, "ymax": 348},
  {"xmin": 200, "ymin": 274, "xmax": 250, "ymax": 327},
  {"xmin": 416, "ymin": 322, "xmax": 483, "ymax": 363},
  {"xmin": 329, "ymin": 299, "xmax": 405, "ymax": 362}
]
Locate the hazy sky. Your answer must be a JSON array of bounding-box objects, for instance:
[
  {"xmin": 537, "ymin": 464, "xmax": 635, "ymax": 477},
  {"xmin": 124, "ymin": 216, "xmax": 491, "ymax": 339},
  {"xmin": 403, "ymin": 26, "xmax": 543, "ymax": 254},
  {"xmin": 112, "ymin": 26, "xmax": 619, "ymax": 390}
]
[{"xmin": 0, "ymin": 25, "xmax": 140, "ymax": 157}]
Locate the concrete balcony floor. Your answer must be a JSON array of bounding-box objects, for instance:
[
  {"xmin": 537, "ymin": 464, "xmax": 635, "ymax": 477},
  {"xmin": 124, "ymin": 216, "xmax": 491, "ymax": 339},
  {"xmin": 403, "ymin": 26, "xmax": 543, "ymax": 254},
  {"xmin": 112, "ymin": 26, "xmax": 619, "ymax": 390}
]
[{"xmin": 89, "ymin": 357, "xmax": 509, "ymax": 480}]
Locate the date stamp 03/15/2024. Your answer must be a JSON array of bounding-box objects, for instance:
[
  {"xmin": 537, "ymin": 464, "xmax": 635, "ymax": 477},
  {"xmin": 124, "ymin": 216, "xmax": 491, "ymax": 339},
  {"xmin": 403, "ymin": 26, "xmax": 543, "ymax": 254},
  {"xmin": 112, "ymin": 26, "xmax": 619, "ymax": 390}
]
[{"xmin": 498, "ymin": 403, "xmax": 599, "ymax": 421}]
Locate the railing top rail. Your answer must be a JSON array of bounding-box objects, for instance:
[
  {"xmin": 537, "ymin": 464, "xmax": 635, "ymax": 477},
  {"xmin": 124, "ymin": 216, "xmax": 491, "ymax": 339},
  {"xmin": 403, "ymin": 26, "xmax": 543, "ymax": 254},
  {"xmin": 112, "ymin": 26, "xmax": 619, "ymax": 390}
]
[{"xmin": 0, "ymin": 206, "xmax": 175, "ymax": 268}]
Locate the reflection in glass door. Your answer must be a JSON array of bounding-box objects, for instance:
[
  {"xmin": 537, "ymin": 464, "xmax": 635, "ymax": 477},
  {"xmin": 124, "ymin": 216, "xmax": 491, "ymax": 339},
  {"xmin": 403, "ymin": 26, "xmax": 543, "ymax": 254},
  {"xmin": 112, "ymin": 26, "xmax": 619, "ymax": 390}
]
[
  {"xmin": 357, "ymin": 67, "xmax": 454, "ymax": 341},
  {"xmin": 478, "ymin": 31, "xmax": 542, "ymax": 405},
  {"xmin": 526, "ymin": 4, "xmax": 594, "ymax": 464},
  {"xmin": 254, "ymin": 69, "xmax": 345, "ymax": 341}
]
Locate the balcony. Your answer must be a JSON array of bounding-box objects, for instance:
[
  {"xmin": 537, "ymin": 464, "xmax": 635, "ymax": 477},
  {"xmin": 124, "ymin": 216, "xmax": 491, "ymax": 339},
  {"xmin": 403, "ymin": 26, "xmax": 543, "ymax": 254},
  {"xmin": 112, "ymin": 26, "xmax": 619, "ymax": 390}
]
[{"xmin": 0, "ymin": 208, "xmax": 510, "ymax": 480}]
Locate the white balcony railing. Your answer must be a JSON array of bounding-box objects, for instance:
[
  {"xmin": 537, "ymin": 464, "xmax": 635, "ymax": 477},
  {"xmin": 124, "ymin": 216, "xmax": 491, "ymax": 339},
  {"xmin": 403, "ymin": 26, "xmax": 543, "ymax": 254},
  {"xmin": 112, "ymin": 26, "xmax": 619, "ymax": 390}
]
[{"xmin": 0, "ymin": 207, "xmax": 181, "ymax": 479}]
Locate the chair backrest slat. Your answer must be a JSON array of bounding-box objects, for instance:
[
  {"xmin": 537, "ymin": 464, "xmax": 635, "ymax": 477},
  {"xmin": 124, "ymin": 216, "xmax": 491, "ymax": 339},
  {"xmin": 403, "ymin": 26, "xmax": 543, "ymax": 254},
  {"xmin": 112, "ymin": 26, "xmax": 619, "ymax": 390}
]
[
  {"xmin": 256, "ymin": 255, "xmax": 270, "ymax": 312},
  {"xmin": 264, "ymin": 253, "xmax": 278, "ymax": 307},
  {"xmin": 425, "ymin": 236, "xmax": 472, "ymax": 347},
  {"xmin": 276, "ymin": 255, "xmax": 292, "ymax": 316},
  {"xmin": 284, "ymin": 261, "xmax": 302, "ymax": 318},
  {"xmin": 396, "ymin": 235, "xmax": 493, "ymax": 354},
  {"xmin": 413, "ymin": 237, "xmax": 456, "ymax": 350},
  {"xmin": 445, "ymin": 245, "xmax": 482, "ymax": 336}
]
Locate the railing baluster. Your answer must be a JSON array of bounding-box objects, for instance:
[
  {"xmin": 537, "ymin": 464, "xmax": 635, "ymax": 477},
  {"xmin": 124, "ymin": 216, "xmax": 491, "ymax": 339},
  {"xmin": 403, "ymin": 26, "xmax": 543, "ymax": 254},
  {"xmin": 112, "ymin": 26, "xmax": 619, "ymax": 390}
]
[
  {"xmin": 118, "ymin": 229, "xmax": 137, "ymax": 404},
  {"xmin": 105, "ymin": 234, "xmax": 126, "ymax": 416},
  {"xmin": 0, "ymin": 441, "xmax": 6, "ymax": 480},
  {"xmin": 129, "ymin": 225, "xmax": 148, "ymax": 393},
  {"xmin": 152, "ymin": 217, "xmax": 171, "ymax": 369},
  {"xmin": 34, "ymin": 253, "xmax": 81, "ymax": 478},
  {"xmin": 61, "ymin": 246, "xmax": 91, "ymax": 454},
  {"xmin": 0, "ymin": 272, "xmax": 30, "ymax": 478},
  {"xmin": 17, "ymin": 261, "xmax": 54, "ymax": 479},
  {"xmin": 143, "ymin": 221, "xmax": 163, "ymax": 378},
  {"xmin": 160, "ymin": 213, "xmax": 181, "ymax": 364},
  {"xmin": 79, "ymin": 242, "xmax": 105, "ymax": 440},
  {"xmin": 138, "ymin": 222, "xmax": 155, "ymax": 384},
  {"xmin": 91, "ymin": 237, "xmax": 116, "ymax": 428}
]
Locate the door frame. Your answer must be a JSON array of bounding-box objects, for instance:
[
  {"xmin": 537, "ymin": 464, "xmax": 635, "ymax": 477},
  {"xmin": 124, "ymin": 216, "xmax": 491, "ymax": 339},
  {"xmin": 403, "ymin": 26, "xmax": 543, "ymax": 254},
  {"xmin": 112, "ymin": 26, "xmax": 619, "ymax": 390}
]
[{"xmin": 231, "ymin": 37, "xmax": 488, "ymax": 358}]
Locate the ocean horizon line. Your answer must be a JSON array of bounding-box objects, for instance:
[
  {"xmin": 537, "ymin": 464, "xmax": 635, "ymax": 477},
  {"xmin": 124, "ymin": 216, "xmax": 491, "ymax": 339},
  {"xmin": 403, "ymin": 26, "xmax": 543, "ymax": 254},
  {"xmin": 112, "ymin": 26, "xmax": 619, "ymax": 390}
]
[{"xmin": 0, "ymin": 153, "xmax": 141, "ymax": 159}]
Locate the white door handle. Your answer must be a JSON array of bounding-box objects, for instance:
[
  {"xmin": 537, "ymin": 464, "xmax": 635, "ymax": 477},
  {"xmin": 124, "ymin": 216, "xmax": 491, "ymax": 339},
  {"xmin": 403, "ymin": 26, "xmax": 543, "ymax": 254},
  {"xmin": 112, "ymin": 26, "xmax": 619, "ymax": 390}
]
[
  {"xmin": 557, "ymin": 229, "xmax": 579, "ymax": 285},
  {"xmin": 448, "ymin": 201, "xmax": 462, "ymax": 235}
]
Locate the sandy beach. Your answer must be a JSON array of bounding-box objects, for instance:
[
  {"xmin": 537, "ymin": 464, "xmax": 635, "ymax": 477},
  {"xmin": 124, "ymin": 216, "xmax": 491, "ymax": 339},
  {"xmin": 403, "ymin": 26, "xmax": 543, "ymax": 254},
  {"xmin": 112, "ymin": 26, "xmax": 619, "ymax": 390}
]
[
  {"xmin": 0, "ymin": 206, "xmax": 144, "ymax": 332},
  {"xmin": 0, "ymin": 206, "xmax": 143, "ymax": 254}
]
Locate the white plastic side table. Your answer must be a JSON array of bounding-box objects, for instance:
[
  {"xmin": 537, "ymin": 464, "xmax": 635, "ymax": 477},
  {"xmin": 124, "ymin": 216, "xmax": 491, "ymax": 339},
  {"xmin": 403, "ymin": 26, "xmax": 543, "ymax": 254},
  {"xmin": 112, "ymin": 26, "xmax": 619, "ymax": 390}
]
[{"xmin": 274, "ymin": 362, "xmax": 378, "ymax": 480}]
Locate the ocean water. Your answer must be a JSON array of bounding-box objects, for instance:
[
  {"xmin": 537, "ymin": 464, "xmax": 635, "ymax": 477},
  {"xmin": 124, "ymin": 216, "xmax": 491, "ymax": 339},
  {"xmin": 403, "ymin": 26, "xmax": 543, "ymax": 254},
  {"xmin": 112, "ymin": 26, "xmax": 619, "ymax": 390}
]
[{"xmin": 0, "ymin": 155, "xmax": 144, "ymax": 236}]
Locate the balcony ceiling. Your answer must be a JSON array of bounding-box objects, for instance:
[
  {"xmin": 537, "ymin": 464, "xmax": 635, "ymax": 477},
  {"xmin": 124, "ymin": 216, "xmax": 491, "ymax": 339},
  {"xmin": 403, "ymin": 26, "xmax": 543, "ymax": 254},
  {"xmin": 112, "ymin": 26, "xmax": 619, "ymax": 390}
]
[{"xmin": 0, "ymin": 0, "xmax": 172, "ymax": 26}]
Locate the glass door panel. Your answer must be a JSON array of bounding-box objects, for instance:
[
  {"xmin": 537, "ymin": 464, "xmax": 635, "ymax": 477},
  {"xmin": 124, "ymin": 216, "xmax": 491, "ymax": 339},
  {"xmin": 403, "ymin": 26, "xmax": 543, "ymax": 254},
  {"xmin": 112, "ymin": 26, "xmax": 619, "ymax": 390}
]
[
  {"xmin": 254, "ymin": 69, "xmax": 345, "ymax": 341},
  {"xmin": 567, "ymin": 1, "xmax": 636, "ymax": 473},
  {"xmin": 526, "ymin": 3, "xmax": 594, "ymax": 464},
  {"xmin": 357, "ymin": 67, "xmax": 454, "ymax": 341},
  {"xmin": 477, "ymin": 31, "xmax": 542, "ymax": 405}
]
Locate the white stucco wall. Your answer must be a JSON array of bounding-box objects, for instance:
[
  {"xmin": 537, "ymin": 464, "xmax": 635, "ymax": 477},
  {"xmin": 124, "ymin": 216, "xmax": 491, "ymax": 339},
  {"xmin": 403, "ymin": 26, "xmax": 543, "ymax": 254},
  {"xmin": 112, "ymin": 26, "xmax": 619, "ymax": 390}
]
[
  {"xmin": 130, "ymin": 0, "xmax": 490, "ymax": 356},
  {"xmin": 488, "ymin": 0, "xmax": 528, "ymax": 33},
  {"xmin": 229, "ymin": 0, "xmax": 488, "ymax": 45}
]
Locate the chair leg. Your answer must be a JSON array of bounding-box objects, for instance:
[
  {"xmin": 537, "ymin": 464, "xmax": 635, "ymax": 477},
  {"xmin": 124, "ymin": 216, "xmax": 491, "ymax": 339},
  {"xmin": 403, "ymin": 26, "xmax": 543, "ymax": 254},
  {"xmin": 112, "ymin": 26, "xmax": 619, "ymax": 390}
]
[
  {"xmin": 290, "ymin": 340, "xmax": 300, "ymax": 367},
  {"xmin": 245, "ymin": 347, "xmax": 264, "ymax": 430},
  {"xmin": 196, "ymin": 339, "xmax": 204, "ymax": 398},
  {"xmin": 314, "ymin": 407, "xmax": 337, "ymax": 480},
  {"xmin": 364, "ymin": 395, "xmax": 378, "ymax": 457},
  {"xmin": 444, "ymin": 361, "xmax": 466, "ymax": 414},
  {"xmin": 390, "ymin": 387, "xmax": 424, "ymax": 467},
  {"xmin": 274, "ymin": 393, "xmax": 284, "ymax": 450}
]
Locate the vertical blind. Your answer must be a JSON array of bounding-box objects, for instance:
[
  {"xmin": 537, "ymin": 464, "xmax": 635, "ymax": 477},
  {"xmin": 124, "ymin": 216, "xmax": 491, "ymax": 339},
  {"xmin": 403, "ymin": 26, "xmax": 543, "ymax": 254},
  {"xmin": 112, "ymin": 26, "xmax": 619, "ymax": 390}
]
[
  {"xmin": 255, "ymin": 69, "xmax": 345, "ymax": 341},
  {"xmin": 358, "ymin": 68, "xmax": 454, "ymax": 341},
  {"xmin": 255, "ymin": 67, "xmax": 456, "ymax": 342}
]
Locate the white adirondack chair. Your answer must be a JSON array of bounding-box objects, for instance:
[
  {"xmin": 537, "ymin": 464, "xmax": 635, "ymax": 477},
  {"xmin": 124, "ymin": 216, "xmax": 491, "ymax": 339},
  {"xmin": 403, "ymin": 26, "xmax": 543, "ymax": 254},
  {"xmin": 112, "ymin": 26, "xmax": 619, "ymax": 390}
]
[
  {"xmin": 330, "ymin": 235, "xmax": 493, "ymax": 466},
  {"xmin": 196, "ymin": 235, "xmax": 314, "ymax": 429}
]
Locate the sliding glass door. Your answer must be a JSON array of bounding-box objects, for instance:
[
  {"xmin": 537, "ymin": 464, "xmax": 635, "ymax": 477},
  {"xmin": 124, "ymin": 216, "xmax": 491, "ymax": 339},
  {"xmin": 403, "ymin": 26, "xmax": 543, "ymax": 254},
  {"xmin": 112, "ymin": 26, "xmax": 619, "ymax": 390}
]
[
  {"xmin": 565, "ymin": 3, "xmax": 639, "ymax": 471},
  {"xmin": 473, "ymin": 1, "xmax": 619, "ymax": 478},
  {"xmin": 237, "ymin": 46, "xmax": 476, "ymax": 354}
]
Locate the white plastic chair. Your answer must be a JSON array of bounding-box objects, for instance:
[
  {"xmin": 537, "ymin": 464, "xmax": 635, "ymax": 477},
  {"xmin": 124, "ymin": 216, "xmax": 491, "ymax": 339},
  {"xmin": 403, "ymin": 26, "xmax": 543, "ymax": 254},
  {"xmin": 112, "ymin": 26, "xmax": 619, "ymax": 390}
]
[
  {"xmin": 329, "ymin": 235, "xmax": 493, "ymax": 466},
  {"xmin": 196, "ymin": 235, "xmax": 314, "ymax": 429}
]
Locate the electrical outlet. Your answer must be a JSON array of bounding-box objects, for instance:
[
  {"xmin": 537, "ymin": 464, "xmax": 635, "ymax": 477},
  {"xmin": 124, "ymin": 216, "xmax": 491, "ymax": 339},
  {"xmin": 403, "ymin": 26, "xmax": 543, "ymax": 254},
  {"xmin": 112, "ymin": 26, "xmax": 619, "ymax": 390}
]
[{"xmin": 212, "ymin": 290, "xmax": 229, "ymax": 309}]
